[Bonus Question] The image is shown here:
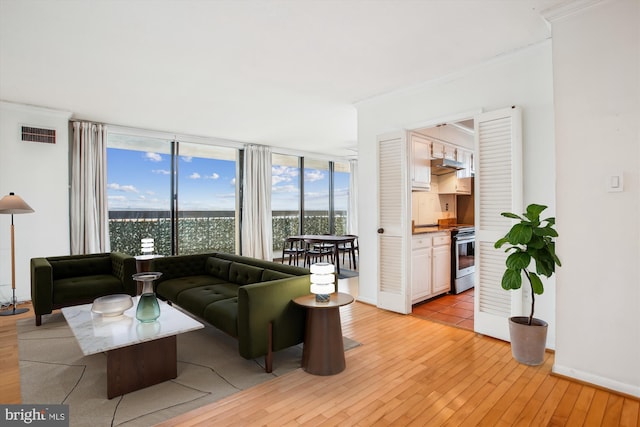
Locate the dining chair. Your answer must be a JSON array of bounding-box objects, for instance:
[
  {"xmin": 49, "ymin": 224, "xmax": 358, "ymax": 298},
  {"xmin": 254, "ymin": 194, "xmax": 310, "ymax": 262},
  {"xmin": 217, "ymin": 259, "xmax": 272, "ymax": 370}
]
[
  {"xmin": 303, "ymin": 238, "xmax": 334, "ymax": 267},
  {"xmin": 338, "ymin": 235, "xmax": 358, "ymax": 270},
  {"xmin": 281, "ymin": 237, "xmax": 305, "ymax": 266}
]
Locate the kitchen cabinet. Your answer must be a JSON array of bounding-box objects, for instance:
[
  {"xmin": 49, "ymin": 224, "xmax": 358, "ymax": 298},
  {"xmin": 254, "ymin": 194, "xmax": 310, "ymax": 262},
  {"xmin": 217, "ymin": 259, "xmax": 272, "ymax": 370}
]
[
  {"xmin": 411, "ymin": 232, "xmax": 451, "ymax": 303},
  {"xmin": 438, "ymin": 174, "xmax": 472, "ymax": 195},
  {"xmin": 411, "ymin": 236, "xmax": 432, "ymax": 303},
  {"xmin": 444, "ymin": 144, "xmax": 457, "ymax": 161},
  {"xmin": 432, "ymin": 243, "xmax": 451, "ymax": 294},
  {"xmin": 431, "ymin": 141, "xmax": 444, "ymax": 159},
  {"xmin": 411, "ymin": 135, "xmax": 431, "ymax": 190},
  {"xmin": 456, "ymin": 149, "xmax": 474, "ymax": 178}
]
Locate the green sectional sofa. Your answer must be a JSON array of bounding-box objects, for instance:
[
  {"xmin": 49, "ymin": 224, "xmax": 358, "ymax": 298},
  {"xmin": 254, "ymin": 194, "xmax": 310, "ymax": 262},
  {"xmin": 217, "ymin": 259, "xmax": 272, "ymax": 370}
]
[
  {"xmin": 31, "ymin": 252, "xmax": 137, "ymax": 326},
  {"xmin": 150, "ymin": 252, "xmax": 311, "ymax": 372}
]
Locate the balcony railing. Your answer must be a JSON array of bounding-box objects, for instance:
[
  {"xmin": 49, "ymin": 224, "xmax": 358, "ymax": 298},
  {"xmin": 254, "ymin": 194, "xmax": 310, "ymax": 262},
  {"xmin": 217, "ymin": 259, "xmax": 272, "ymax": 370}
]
[{"xmin": 108, "ymin": 210, "xmax": 347, "ymax": 258}]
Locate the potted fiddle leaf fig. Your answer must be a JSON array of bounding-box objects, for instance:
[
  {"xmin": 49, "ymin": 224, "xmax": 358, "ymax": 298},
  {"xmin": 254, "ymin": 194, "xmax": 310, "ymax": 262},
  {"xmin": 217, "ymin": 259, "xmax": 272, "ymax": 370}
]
[{"xmin": 494, "ymin": 203, "xmax": 561, "ymax": 365}]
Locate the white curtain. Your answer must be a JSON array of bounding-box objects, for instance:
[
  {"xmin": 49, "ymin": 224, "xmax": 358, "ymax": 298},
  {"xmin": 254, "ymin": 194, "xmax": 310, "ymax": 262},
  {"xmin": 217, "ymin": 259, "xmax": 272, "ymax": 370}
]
[
  {"xmin": 241, "ymin": 145, "xmax": 272, "ymax": 260},
  {"xmin": 348, "ymin": 159, "xmax": 358, "ymax": 235},
  {"xmin": 71, "ymin": 122, "xmax": 110, "ymax": 254}
]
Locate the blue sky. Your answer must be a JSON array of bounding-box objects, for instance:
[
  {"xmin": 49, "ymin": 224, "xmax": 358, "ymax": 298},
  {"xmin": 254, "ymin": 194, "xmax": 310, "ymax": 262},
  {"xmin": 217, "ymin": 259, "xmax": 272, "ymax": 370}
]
[{"xmin": 107, "ymin": 148, "xmax": 349, "ymax": 211}]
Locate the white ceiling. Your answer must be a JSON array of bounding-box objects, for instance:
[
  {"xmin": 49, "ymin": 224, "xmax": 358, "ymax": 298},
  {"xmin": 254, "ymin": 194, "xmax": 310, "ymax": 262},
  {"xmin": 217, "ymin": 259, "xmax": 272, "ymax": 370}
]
[{"xmin": 0, "ymin": 0, "xmax": 567, "ymax": 157}]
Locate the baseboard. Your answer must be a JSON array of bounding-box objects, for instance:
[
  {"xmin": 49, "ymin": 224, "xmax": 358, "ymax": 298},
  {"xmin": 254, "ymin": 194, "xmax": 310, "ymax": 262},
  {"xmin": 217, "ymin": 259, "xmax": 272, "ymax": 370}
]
[
  {"xmin": 552, "ymin": 364, "xmax": 640, "ymax": 399},
  {"xmin": 355, "ymin": 296, "xmax": 376, "ymax": 306}
]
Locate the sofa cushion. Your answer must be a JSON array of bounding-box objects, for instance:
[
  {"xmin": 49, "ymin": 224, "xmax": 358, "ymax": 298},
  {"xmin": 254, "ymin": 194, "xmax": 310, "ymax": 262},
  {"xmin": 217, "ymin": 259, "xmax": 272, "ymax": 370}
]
[
  {"xmin": 50, "ymin": 257, "xmax": 111, "ymax": 280},
  {"xmin": 206, "ymin": 257, "xmax": 232, "ymax": 281},
  {"xmin": 53, "ymin": 274, "xmax": 124, "ymax": 304},
  {"xmin": 261, "ymin": 269, "xmax": 293, "ymax": 282},
  {"xmin": 203, "ymin": 298, "xmax": 239, "ymax": 337},
  {"xmin": 156, "ymin": 275, "xmax": 226, "ymax": 302},
  {"xmin": 228, "ymin": 263, "xmax": 264, "ymax": 285},
  {"xmin": 177, "ymin": 283, "xmax": 239, "ymax": 317},
  {"xmin": 153, "ymin": 254, "xmax": 212, "ymax": 282}
]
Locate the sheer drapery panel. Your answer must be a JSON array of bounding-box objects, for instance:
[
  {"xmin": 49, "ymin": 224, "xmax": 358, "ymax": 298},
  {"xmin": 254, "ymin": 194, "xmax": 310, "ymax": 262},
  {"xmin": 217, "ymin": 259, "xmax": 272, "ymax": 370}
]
[
  {"xmin": 241, "ymin": 145, "xmax": 272, "ymax": 260},
  {"xmin": 71, "ymin": 121, "xmax": 110, "ymax": 254}
]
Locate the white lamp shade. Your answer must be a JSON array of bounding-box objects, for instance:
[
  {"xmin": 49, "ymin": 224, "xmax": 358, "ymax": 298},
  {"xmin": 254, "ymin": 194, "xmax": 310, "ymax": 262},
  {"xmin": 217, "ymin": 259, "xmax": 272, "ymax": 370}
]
[
  {"xmin": 310, "ymin": 262, "xmax": 334, "ymax": 274},
  {"xmin": 310, "ymin": 283, "xmax": 335, "ymax": 295},
  {"xmin": 310, "ymin": 273, "xmax": 335, "ymax": 284},
  {"xmin": 0, "ymin": 192, "xmax": 34, "ymax": 214}
]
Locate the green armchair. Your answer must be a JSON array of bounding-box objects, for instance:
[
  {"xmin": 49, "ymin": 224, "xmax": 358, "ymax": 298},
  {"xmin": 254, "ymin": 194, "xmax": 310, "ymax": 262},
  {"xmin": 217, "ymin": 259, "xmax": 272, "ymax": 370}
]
[{"xmin": 30, "ymin": 252, "xmax": 137, "ymax": 326}]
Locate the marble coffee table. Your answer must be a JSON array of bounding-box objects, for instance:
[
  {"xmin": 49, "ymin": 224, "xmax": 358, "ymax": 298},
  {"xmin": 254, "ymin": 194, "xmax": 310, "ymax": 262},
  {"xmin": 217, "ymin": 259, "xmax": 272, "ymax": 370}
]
[{"xmin": 62, "ymin": 297, "xmax": 203, "ymax": 399}]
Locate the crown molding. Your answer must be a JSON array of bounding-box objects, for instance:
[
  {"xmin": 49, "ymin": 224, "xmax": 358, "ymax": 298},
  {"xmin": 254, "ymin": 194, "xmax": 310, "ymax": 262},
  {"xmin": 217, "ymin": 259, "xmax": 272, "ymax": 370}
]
[{"xmin": 540, "ymin": 0, "xmax": 605, "ymax": 23}]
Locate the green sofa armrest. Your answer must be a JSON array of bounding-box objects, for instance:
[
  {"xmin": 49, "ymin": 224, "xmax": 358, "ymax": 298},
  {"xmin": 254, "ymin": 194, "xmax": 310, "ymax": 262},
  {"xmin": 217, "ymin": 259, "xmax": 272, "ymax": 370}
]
[
  {"xmin": 31, "ymin": 257, "xmax": 53, "ymax": 316},
  {"xmin": 110, "ymin": 252, "xmax": 137, "ymax": 296},
  {"xmin": 237, "ymin": 275, "xmax": 311, "ymax": 359}
]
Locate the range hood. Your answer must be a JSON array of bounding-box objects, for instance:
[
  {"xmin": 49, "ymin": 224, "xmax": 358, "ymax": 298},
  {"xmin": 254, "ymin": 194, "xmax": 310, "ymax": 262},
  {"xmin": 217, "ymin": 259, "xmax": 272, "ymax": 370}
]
[{"xmin": 431, "ymin": 158, "xmax": 464, "ymax": 175}]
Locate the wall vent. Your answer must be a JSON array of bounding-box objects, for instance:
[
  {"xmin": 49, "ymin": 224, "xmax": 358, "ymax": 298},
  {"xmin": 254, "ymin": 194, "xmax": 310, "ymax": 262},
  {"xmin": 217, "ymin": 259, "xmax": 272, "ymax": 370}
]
[{"xmin": 21, "ymin": 126, "xmax": 56, "ymax": 144}]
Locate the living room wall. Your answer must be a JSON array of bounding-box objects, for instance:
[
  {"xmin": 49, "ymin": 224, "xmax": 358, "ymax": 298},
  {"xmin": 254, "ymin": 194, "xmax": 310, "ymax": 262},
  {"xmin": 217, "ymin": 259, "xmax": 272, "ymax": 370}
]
[
  {"xmin": 0, "ymin": 102, "xmax": 71, "ymax": 303},
  {"xmin": 355, "ymin": 40, "xmax": 557, "ymax": 343},
  {"xmin": 551, "ymin": 0, "xmax": 639, "ymax": 398}
]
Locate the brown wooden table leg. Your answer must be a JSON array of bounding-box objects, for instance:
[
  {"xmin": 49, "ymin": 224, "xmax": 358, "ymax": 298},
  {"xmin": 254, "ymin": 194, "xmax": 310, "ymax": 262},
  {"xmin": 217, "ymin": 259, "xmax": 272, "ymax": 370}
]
[
  {"xmin": 106, "ymin": 335, "xmax": 177, "ymax": 399},
  {"xmin": 301, "ymin": 306, "xmax": 346, "ymax": 375}
]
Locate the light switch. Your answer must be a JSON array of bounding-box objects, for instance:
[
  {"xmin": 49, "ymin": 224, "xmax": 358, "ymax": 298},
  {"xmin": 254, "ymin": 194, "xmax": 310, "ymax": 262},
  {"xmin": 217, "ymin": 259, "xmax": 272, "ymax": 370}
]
[{"xmin": 607, "ymin": 173, "xmax": 624, "ymax": 192}]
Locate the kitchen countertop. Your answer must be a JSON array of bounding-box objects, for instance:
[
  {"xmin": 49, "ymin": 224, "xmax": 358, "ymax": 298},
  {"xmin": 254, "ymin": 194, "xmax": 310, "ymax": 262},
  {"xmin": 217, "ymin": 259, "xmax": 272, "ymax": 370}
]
[
  {"xmin": 413, "ymin": 226, "xmax": 443, "ymax": 234},
  {"xmin": 412, "ymin": 224, "xmax": 474, "ymax": 234}
]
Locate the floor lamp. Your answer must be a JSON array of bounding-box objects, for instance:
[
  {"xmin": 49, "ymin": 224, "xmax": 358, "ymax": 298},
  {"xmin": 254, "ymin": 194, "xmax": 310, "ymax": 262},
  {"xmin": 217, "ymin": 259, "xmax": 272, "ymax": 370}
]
[{"xmin": 0, "ymin": 192, "xmax": 34, "ymax": 316}]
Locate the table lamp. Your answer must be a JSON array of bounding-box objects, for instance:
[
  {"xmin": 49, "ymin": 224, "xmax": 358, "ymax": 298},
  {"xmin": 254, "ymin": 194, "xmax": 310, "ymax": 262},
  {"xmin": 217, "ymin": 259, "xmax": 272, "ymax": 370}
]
[
  {"xmin": 0, "ymin": 192, "xmax": 34, "ymax": 316},
  {"xmin": 310, "ymin": 262, "xmax": 335, "ymax": 302},
  {"xmin": 141, "ymin": 238, "xmax": 154, "ymax": 256}
]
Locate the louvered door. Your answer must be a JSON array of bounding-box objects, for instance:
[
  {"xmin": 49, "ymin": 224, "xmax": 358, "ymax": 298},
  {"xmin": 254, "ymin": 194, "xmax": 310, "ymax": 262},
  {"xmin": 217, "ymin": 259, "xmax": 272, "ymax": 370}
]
[
  {"xmin": 377, "ymin": 132, "xmax": 411, "ymax": 314},
  {"xmin": 474, "ymin": 107, "xmax": 523, "ymax": 341}
]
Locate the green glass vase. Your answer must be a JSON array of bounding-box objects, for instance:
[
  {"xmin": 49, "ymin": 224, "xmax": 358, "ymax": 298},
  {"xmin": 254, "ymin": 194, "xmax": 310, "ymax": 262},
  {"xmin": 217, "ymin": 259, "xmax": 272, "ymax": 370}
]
[{"xmin": 133, "ymin": 272, "xmax": 162, "ymax": 322}]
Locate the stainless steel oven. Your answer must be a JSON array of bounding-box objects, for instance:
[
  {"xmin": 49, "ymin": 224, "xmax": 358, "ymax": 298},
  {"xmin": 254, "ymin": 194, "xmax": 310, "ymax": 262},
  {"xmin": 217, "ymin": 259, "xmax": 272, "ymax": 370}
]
[{"xmin": 450, "ymin": 226, "xmax": 475, "ymax": 294}]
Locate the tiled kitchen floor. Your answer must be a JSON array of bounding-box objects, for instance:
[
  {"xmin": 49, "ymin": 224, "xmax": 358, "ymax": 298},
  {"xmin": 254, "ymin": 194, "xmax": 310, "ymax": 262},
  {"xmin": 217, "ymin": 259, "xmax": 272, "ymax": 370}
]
[{"xmin": 412, "ymin": 289, "xmax": 475, "ymax": 331}]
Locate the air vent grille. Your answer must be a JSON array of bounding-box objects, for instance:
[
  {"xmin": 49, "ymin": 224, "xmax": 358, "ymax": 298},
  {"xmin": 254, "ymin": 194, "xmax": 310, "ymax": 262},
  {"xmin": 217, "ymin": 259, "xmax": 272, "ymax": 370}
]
[{"xmin": 21, "ymin": 126, "xmax": 56, "ymax": 144}]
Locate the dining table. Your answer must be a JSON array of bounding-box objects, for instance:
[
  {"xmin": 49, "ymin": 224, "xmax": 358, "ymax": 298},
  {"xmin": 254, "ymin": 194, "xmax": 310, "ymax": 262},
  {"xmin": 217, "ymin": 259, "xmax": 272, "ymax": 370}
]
[{"xmin": 289, "ymin": 234, "xmax": 357, "ymax": 275}]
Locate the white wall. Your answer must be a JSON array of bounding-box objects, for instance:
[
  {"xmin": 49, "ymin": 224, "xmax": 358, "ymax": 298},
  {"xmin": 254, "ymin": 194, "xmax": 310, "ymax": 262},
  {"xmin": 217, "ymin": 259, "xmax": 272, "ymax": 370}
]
[
  {"xmin": 552, "ymin": 0, "xmax": 640, "ymax": 397},
  {"xmin": 356, "ymin": 41, "xmax": 557, "ymax": 340},
  {"xmin": 0, "ymin": 102, "xmax": 71, "ymax": 303}
]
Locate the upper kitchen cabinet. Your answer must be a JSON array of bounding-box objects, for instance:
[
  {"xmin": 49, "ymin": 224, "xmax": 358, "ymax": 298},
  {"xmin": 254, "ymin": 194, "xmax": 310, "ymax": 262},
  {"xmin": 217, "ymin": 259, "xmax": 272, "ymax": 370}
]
[
  {"xmin": 444, "ymin": 144, "xmax": 457, "ymax": 161},
  {"xmin": 456, "ymin": 149, "xmax": 475, "ymax": 178},
  {"xmin": 430, "ymin": 140, "xmax": 444, "ymax": 159},
  {"xmin": 410, "ymin": 134, "xmax": 431, "ymax": 190}
]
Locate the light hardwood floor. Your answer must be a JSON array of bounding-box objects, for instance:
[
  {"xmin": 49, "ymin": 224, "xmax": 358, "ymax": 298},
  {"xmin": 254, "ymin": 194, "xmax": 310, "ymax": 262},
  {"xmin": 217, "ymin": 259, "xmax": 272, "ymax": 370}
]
[{"xmin": 2, "ymin": 296, "xmax": 639, "ymax": 426}]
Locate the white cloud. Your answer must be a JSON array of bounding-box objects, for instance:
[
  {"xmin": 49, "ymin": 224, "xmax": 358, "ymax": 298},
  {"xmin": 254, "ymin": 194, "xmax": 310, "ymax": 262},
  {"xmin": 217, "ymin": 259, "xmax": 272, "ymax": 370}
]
[
  {"xmin": 153, "ymin": 169, "xmax": 171, "ymax": 175},
  {"xmin": 304, "ymin": 169, "xmax": 325, "ymax": 182},
  {"xmin": 181, "ymin": 156, "xmax": 193, "ymax": 162},
  {"xmin": 189, "ymin": 172, "xmax": 201, "ymax": 179},
  {"xmin": 273, "ymin": 184, "xmax": 298, "ymax": 194},
  {"xmin": 108, "ymin": 183, "xmax": 139, "ymax": 193},
  {"xmin": 145, "ymin": 152, "xmax": 162, "ymax": 162},
  {"xmin": 230, "ymin": 178, "xmax": 236, "ymax": 186},
  {"xmin": 272, "ymin": 165, "xmax": 298, "ymax": 186},
  {"xmin": 206, "ymin": 172, "xmax": 220, "ymax": 180}
]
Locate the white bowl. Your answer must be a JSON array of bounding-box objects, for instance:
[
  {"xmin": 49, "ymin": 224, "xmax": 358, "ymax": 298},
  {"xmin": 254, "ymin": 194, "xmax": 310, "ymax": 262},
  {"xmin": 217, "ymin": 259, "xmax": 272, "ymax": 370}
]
[{"xmin": 91, "ymin": 294, "xmax": 133, "ymax": 317}]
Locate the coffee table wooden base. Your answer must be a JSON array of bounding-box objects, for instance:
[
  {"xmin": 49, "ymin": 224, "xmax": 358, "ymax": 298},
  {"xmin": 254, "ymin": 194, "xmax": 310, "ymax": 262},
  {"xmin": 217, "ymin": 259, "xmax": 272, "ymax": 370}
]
[{"xmin": 107, "ymin": 335, "xmax": 177, "ymax": 399}]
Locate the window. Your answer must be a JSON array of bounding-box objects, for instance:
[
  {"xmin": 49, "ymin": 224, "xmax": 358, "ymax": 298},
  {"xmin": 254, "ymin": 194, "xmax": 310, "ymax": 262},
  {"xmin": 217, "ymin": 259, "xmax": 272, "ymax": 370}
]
[
  {"xmin": 176, "ymin": 142, "xmax": 238, "ymax": 254},
  {"xmin": 271, "ymin": 154, "xmax": 353, "ymax": 257},
  {"xmin": 107, "ymin": 132, "xmax": 238, "ymax": 256},
  {"xmin": 107, "ymin": 134, "xmax": 173, "ymax": 255},
  {"xmin": 272, "ymin": 154, "xmax": 301, "ymax": 254},
  {"xmin": 303, "ymin": 158, "xmax": 330, "ymax": 235},
  {"xmin": 333, "ymin": 161, "xmax": 350, "ymax": 235}
]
